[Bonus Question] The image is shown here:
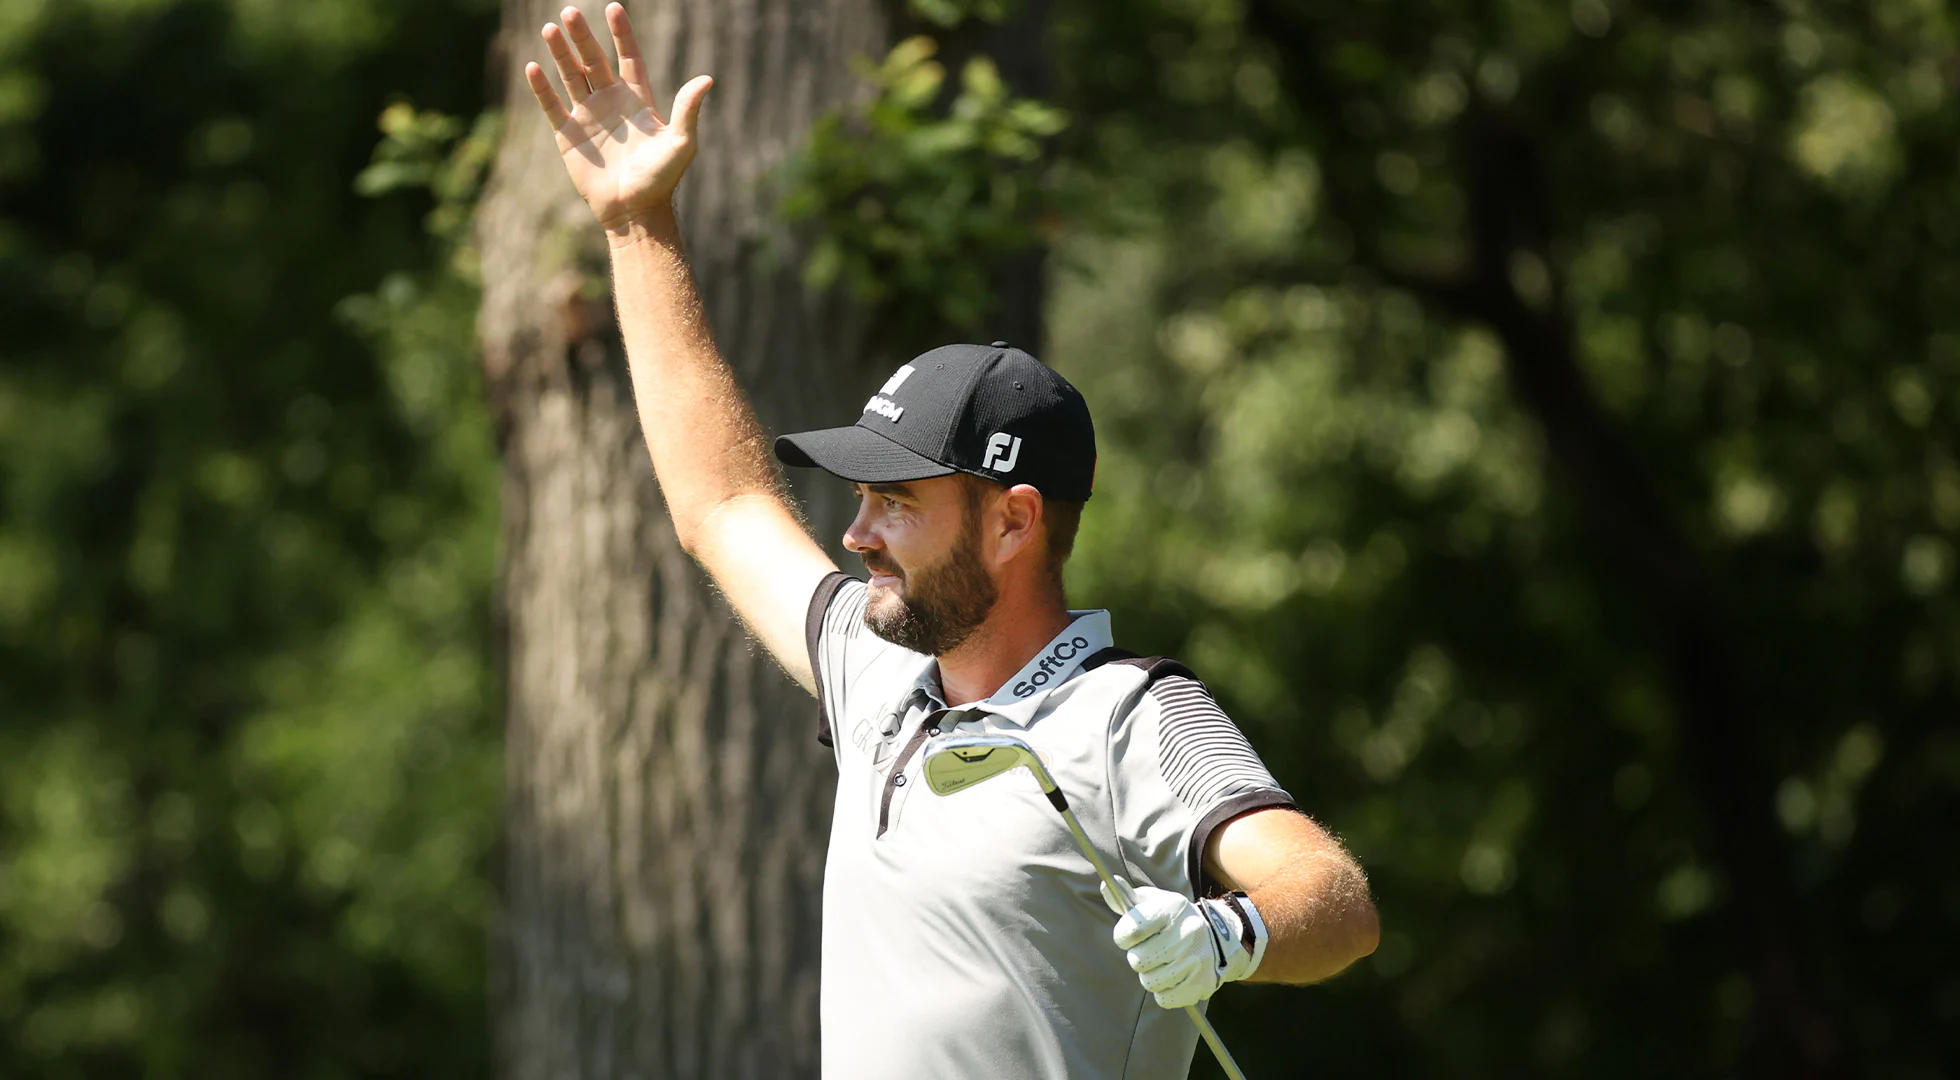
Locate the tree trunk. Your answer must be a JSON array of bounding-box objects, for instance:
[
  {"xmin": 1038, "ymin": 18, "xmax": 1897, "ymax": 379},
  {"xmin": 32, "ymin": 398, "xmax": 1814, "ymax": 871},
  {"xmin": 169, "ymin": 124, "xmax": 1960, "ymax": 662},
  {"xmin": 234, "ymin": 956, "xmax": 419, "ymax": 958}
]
[{"xmin": 474, "ymin": 3, "xmax": 891, "ymax": 1077}]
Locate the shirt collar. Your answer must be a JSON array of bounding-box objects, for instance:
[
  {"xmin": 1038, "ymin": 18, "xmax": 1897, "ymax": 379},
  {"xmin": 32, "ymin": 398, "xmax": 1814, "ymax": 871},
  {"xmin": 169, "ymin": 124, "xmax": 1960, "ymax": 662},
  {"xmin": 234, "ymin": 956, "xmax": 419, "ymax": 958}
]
[
  {"xmin": 987, "ymin": 610, "xmax": 1113, "ymax": 706},
  {"xmin": 897, "ymin": 610, "xmax": 1115, "ymax": 725}
]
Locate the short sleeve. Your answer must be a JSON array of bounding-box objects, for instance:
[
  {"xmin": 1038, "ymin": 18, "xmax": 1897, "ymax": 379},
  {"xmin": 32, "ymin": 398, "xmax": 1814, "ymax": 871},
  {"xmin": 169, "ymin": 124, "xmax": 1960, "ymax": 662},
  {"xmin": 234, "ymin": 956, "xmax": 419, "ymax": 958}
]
[
  {"xmin": 807, "ymin": 571, "xmax": 854, "ymax": 748},
  {"xmin": 1110, "ymin": 674, "xmax": 1295, "ymax": 898},
  {"xmin": 806, "ymin": 574, "xmax": 925, "ymax": 765}
]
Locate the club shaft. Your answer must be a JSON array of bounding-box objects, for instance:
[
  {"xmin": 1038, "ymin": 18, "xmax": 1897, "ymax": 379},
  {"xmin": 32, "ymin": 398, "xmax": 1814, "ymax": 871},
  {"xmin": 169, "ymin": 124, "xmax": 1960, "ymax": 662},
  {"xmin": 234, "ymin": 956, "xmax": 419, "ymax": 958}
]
[
  {"xmin": 1057, "ymin": 806, "xmax": 1128, "ymax": 898},
  {"xmin": 1056, "ymin": 807, "xmax": 1249, "ymax": 1080},
  {"xmin": 1186, "ymin": 1010, "xmax": 1247, "ymax": 1080}
]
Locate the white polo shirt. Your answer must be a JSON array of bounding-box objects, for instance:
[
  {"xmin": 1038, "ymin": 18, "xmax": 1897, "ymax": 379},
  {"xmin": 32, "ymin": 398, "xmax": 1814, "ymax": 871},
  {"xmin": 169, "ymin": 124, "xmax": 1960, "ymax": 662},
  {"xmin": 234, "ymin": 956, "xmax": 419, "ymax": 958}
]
[{"xmin": 806, "ymin": 573, "xmax": 1295, "ymax": 1079}]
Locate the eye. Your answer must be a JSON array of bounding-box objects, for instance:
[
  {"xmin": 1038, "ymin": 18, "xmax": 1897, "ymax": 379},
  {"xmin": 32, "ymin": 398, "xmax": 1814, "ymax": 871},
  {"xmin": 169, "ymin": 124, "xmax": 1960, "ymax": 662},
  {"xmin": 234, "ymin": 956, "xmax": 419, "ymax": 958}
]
[{"xmin": 882, "ymin": 495, "xmax": 902, "ymax": 512}]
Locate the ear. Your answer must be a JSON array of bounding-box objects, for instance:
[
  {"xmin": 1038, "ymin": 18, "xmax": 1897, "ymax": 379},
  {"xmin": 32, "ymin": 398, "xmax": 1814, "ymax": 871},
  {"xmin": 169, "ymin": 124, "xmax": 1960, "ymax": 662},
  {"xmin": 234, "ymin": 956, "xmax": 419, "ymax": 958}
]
[{"xmin": 991, "ymin": 483, "xmax": 1046, "ymax": 568}]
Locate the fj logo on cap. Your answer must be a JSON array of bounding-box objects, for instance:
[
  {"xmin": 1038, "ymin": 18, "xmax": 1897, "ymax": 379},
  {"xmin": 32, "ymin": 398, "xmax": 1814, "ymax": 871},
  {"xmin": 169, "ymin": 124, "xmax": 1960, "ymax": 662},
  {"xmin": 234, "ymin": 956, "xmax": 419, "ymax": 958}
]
[{"xmin": 984, "ymin": 432, "xmax": 1022, "ymax": 472}]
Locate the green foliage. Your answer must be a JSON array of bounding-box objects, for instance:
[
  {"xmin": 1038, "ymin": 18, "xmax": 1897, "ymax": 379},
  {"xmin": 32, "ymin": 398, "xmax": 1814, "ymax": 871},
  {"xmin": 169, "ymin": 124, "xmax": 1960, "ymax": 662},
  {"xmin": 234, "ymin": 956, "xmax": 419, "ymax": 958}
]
[
  {"xmin": 6, "ymin": 0, "xmax": 1959, "ymax": 1075},
  {"xmin": 779, "ymin": 34, "xmax": 1068, "ymax": 336},
  {"xmin": 0, "ymin": 0, "xmax": 499, "ymax": 1075},
  {"xmin": 1048, "ymin": 0, "xmax": 1960, "ymax": 1073},
  {"xmin": 355, "ymin": 103, "xmax": 502, "ymax": 251},
  {"xmin": 906, "ymin": 0, "xmax": 1015, "ymax": 30}
]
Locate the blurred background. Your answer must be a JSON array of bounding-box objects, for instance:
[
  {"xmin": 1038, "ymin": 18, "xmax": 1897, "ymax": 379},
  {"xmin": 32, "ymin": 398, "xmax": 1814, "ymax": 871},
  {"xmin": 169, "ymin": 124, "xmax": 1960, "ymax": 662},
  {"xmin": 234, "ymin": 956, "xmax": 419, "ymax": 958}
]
[{"xmin": 2, "ymin": 0, "xmax": 1957, "ymax": 1077}]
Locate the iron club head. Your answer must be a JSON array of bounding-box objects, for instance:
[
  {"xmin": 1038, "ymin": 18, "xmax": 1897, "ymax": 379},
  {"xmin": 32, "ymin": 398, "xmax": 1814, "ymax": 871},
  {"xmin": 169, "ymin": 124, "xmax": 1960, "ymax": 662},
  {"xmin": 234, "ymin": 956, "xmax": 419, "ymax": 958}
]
[
  {"xmin": 923, "ymin": 733, "xmax": 1121, "ymax": 901},
  {"xmin": 923, "ymin": 734, "xmax": 1058, "ymax": 797}
]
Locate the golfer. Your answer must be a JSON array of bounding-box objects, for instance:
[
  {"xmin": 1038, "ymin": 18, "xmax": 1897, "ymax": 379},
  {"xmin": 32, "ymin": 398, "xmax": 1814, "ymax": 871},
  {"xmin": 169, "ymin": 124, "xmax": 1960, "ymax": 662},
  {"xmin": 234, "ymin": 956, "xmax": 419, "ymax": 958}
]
[{"xmin": 526, "ymin": 7, "xmax": 1380, "ymax": 1077}]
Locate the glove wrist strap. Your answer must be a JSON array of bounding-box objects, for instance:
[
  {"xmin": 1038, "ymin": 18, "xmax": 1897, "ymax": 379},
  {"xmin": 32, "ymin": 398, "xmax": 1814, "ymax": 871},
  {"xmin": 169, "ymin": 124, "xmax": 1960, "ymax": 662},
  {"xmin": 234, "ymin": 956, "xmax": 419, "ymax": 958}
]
[
  {"xmin": 1223, "ymin": 889, "xmax": 1270, "ymax": 983},
  {"xmin": 1204, "ymin": 891, "xmax": 1269, "ymax": 983}
]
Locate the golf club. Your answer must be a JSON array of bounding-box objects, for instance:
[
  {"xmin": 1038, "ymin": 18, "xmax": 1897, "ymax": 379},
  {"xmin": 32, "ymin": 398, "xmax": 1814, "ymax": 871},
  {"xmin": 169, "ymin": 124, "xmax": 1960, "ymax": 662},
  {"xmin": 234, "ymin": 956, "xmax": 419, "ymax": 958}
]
[{"xmin": 923, "ymin": 733, "xmax": 1250, "ymax": 1080}]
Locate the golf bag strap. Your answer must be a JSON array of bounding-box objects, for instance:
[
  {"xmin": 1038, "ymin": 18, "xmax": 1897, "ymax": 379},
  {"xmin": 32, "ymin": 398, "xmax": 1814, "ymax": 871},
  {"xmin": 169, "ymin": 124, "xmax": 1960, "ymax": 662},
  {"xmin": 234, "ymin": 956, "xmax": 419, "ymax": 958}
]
[{"xmin": 1078, "ymin": 647, "xmax": 1202, "ymax": 688}]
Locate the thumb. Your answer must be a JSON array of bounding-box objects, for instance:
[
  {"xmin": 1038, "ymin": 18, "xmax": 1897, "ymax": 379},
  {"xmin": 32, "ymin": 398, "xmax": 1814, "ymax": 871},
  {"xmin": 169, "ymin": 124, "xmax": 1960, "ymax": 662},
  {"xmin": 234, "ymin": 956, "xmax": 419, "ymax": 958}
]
[
  {"xmin": 1099, "ymin": 878, "xmax": 1134, "ymax": 916},
  {"xmin": 670, "ymin": 75, "xmax": 713, "ymax": 137}
]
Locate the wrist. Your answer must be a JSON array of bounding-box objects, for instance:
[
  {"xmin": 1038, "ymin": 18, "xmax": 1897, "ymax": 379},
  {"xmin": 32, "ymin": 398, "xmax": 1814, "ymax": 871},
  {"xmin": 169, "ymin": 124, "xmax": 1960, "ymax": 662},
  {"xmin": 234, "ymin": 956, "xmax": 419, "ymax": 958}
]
[
  {"xmin": 1202, "ymin": 892, "xmax": 1268, "ymax": 983},
  {"xmin": 603, "ymin": 204, "xmax": 679, "ymax": 248}
]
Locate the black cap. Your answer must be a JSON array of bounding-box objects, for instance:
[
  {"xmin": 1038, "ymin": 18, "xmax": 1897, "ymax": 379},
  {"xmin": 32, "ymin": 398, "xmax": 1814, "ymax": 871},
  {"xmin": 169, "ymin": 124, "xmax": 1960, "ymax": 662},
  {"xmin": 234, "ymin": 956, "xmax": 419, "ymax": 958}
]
[{"xmin": 775, "ymin": 342, "xmax": 1096, "ymax": 502}]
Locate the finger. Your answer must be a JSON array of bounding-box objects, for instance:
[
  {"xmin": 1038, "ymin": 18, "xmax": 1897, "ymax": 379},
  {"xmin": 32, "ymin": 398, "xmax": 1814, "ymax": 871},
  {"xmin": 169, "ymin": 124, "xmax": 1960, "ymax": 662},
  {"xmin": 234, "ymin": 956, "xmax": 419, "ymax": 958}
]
[
  {"xmin": 525, "ymin": 62, "xmax": 573, "ymax": 130},
  {"xmin": 606, "ymin": 3, "xmax": 655, "ymax": 108},
  {"xmin": 1125, "ymin": 927, "xmax": 1193, "ymax": 972},
  {"xmin": 669, "ymin": 74, "xmax": 713, "ymax": 138},
  {"xmin": 561, "ymin": 6, "xmax": 618, "ymax": 91},
  {"xmin": 541, "ymin": 22, "xmax": 591, "ymax": 102},
  {"xmin": 1140, "ymin": 953, "xmax": 1207, "ymax": 996},
  {"xmin": 1113, "ymin": 907, "xmax": 1175, "ymax": 950},
  {"xmin": 1126, "ymin": 943, "xmax": 1171, "ymax": 974},
  {"xmin": 1099, "ymin": 881, "xmax": 1127, "ymax": 917},
  {"xmin": 1153, "ymin": 976, "xmax": 1207, "ymax": 1010},
  {"xmin": 1111, "ymin": 891, "xmax": 1182, "ymax": 947}
]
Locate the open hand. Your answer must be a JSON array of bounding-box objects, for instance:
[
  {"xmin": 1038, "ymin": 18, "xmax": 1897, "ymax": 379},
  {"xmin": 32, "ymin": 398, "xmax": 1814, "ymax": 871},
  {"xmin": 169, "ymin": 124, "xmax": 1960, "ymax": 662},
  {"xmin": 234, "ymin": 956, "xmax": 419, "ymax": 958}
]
[{"xmin": 526, "ymin": 3, "xmax": 711, "ymax": 230}]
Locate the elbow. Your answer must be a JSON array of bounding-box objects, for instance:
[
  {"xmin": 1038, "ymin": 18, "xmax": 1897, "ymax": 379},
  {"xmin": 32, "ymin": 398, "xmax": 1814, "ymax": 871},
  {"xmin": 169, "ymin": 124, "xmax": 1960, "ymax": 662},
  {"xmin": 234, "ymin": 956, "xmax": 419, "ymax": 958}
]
[
  {"xmin": 677, "ymin": 489, "xmax": 781, "ymax": 561},
  {"xmin": 1335, "ymin": 856, "xmax": 1381, "ymax": 970},
  {"xmin": 1348, "ymin": 898, "xmax": 1381, "ymax": 964},
  {"xmin": 672, "ymin": 517, "xmax": 707, "ymax": 560},
  {"xmin": 1265, "ymin": 897, "xmax": 1380, "ymax": 986},
  {"xmin": 1305, "ymin": 893, "xmax": 1379, "ymax": 985},
  {"xmin": 671, "ymin": 499, "xmax": 729, "ymax": 560}
]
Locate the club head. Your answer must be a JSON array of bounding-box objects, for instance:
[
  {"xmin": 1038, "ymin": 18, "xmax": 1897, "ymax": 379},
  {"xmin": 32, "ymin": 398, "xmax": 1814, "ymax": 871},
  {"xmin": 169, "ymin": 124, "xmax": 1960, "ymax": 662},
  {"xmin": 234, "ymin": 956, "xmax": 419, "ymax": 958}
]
[{"xmin": 923, "ymin": 734, "xmax": 1055, "ymax": 796}]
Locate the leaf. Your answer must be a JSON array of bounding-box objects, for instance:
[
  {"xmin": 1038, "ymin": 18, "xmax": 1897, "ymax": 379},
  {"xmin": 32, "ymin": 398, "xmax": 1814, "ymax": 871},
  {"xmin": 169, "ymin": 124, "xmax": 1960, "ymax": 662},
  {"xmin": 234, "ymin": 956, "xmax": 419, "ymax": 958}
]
[
  {"xmin": 803, "ymin": 237, "xmax": 843, "ymax": 290},
  {"xmin": 355, "ymin": 161, "xmax": 430, "ymax": 197},
  {"xmin": 960, "ymin": 56, "xmax": 1005, "ymax": 106},
  {"xmin": 881, "ymin": 35, "xmax": 940, "ymax": 79}
]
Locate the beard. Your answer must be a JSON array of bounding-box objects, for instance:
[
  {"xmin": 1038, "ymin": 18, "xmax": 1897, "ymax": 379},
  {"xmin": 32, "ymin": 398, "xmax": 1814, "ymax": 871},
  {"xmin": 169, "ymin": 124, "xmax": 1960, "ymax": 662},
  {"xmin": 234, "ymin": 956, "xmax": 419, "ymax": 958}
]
[{"xmin": 862, "ymin": 516, "xmax": 998, "ymax": 656}]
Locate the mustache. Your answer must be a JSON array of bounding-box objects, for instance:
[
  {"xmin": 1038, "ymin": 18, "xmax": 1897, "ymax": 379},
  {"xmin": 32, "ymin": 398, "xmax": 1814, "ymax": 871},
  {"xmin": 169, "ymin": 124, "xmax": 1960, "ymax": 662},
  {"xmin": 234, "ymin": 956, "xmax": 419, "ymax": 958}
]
[{"xmin": 861, "ymin": 552, "xmax": 902, "ymax": 578}]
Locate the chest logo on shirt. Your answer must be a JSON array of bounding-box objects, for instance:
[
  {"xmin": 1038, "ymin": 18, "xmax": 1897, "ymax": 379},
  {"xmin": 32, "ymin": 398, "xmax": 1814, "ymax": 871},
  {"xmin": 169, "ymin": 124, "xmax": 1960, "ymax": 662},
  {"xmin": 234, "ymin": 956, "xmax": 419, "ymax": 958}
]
[{"xmin": 1012, "ymin": 634, "xmax": 1091, "ymax": 698}]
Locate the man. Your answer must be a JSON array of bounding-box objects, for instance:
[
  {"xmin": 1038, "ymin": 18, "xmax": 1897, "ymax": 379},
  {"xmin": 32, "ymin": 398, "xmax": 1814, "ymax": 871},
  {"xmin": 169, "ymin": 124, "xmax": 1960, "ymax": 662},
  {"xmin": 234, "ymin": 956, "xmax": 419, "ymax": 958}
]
[{"xmin": 524, "ymin": 6, "xmax": 1379, "ymax": 1077}]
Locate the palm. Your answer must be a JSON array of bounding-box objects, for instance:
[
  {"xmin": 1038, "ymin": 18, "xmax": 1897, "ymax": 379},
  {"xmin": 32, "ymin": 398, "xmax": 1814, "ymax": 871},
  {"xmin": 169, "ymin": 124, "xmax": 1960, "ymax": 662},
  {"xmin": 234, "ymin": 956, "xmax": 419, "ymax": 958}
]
[
  {"xmin": 556, "ymin": 85, "xmax": 692, "ymax": 224},
  {"xmin": 526, "ymin": 5, "xmax": 712, "ymax": 228}
]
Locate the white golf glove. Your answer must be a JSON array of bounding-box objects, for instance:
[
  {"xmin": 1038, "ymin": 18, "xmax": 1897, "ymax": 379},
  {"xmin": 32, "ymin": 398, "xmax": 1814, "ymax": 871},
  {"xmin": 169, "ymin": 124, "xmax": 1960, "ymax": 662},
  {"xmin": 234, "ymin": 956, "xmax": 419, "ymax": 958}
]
[{"xmin": 1101, "ymin": 880, "xmax": 1268, "ymax": 1009}]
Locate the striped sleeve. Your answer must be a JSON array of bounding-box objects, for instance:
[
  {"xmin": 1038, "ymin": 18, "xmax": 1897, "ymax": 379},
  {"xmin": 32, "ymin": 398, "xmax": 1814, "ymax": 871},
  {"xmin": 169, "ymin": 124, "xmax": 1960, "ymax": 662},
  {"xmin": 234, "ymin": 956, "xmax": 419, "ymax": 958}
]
[{"xmin": 1148, "ymin": 675, "xmax": 1295, "ymax": 896}]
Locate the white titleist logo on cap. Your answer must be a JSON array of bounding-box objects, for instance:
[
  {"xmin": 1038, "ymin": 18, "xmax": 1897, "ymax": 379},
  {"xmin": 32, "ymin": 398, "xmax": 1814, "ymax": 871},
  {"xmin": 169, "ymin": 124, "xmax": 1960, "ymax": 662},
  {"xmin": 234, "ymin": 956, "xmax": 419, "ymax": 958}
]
[{"xmin": 984, "ymin": 433, "xmax": 1022, "ymax": 472}]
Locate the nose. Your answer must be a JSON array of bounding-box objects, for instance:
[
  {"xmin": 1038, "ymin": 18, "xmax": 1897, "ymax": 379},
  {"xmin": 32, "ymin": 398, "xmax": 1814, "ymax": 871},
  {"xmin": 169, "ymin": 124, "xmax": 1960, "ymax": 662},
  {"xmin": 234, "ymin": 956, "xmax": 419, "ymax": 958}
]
[{"xmin": 842, "ymin": 494, "xmax": 877, "ymax": 555}]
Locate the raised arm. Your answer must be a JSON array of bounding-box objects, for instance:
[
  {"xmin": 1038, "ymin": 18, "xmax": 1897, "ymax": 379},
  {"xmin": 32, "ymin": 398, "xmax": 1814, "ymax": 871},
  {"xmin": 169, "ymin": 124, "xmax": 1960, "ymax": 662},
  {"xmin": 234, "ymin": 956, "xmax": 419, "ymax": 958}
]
[{"xmin": 527, "ymin": 4, "xmax": 837, "ymax": 692}]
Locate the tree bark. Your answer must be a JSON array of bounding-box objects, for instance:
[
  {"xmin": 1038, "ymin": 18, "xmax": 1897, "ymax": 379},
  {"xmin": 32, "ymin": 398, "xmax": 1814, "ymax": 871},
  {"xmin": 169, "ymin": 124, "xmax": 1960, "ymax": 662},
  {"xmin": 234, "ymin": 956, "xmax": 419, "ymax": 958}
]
[{"xmin": 475, "ymin": 3, "xmax": 890, "ymax": 1077}]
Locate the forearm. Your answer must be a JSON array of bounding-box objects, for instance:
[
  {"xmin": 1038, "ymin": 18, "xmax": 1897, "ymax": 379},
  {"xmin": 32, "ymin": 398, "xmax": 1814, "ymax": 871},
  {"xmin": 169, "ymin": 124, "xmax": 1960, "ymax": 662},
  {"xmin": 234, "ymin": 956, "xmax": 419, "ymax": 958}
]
[
  {"xmin": 1243, "ymin": 845, "xmax": 1379, "ymax": 985},
  {"xmin": 605, "ymin": 206, "xmax": 784, "ymax": 551},
  {"xmin": 525, "ymin": 16, "xmax": 837, "ymax": 689}
]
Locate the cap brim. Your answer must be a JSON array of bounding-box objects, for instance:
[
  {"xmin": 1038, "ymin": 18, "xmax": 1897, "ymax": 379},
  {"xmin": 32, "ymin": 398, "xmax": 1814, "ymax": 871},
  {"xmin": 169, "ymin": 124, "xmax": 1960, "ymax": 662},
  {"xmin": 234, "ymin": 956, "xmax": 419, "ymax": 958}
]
[{"xmin": 774, "ymin": 425, "xmax": 956, "ymax": 484}]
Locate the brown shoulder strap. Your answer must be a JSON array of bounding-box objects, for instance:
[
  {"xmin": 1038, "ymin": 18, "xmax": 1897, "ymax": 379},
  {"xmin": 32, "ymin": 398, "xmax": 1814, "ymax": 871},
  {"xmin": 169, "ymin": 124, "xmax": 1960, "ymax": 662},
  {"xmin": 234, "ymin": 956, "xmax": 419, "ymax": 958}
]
[{"xmin": 1080, "ymin": 647, "xmax": 1201, "ymax": 687}]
